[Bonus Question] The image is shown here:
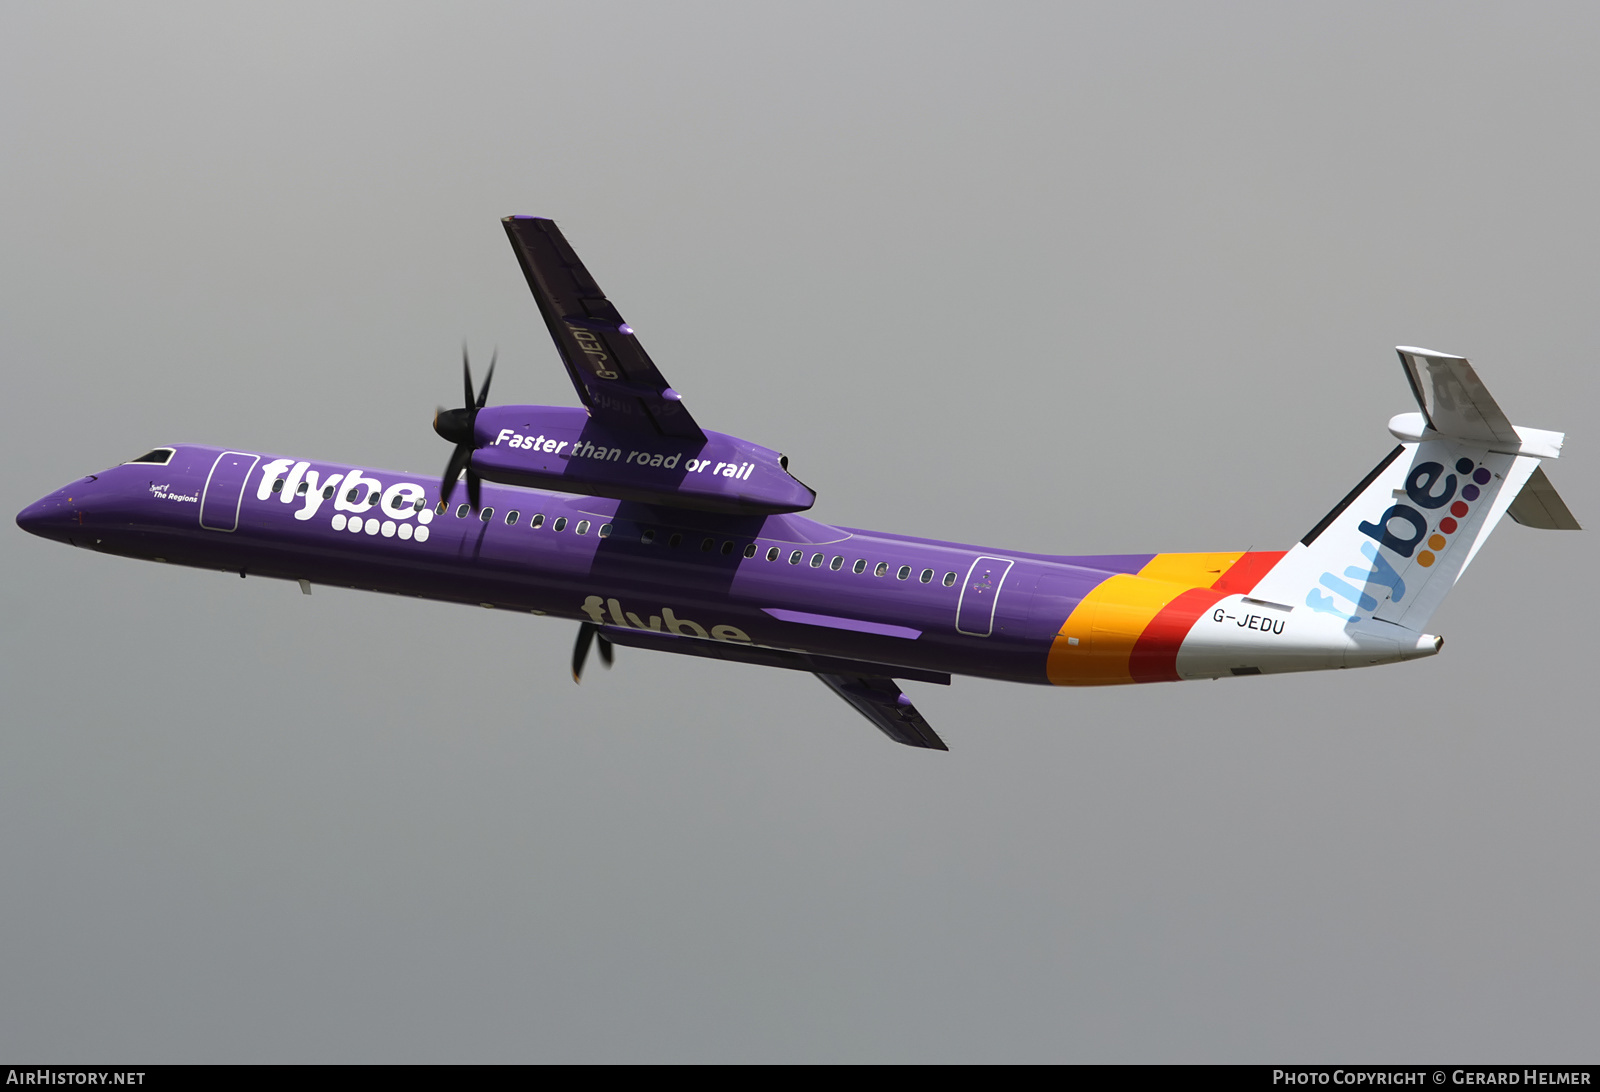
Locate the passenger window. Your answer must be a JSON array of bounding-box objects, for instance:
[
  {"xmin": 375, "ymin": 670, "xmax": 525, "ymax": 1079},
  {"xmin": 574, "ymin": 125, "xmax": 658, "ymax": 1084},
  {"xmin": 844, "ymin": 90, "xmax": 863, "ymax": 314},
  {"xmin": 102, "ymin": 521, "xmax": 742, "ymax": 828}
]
[
  {"xmin": 641, "ymin": 528, "xmax": 656, "ymax": 544},
  {"xmin": 896, "ymin": 565, "xmax": 910, "ymax": 580},
  {"xmin": 743, "ymin": 544, "xmax": 757, "ymax": 558},
  {"xmin": 599, "ymin": 523, "xmax": 612, "ymax": 537},
  {"xmin": 668, "ymin": 533, "xmax": 682, "ymax": 548},
  {"xmin": 721, "ymin": 541, "xmax": 734, "ymax": 556},
  {"xmin": 830, "ymin": 556, "xmax": 843, "ymax": 571},
  {"xmin": 480, "ymin": 507, "xmax": 495, "ymax": 522},
  {"xmin": 701, "ymin": 537, "xmax": 714, "ymax": 552},
  {"xmin": 325, "ymin": 486, "xmax": 337, "ymax": 500},
  {"xmin": 920, "ymin": 568, "xmax": 933, "ymax": 583},
  {"xmin": 271, "ymin": 478, "xmax": 285, "ymax": 493},
  {"xmin": 853, "ymin": 559, "xmax": 866, "ymax": 574},
  {"xmin": 456, "ymin": 504, "xmax": 470, "ymax": 518},
  {"xmin": 297, "ymin": 481, "xmax": 310, "ymax": 495},
  {"xmin": 506, "ymin": 510, "xmax": 520, "ymax": 525},
  {"xmin": 576, "ymin": 520, "xmax": 590, "ymax": 535},
  {"xmin": 414, "ymin": 498, "xmax": 426, "ymax": 511},
  {"xmin": 553, "ymin": 517, "xmax": 568, "ymax": 532},
  {"xmin": 766, "ymin": 547, "xmax": 780, "ymax": 561},
  {"xmin": 368, "ymin": 489, "xmax": 380, "ymax": 504},
  {"xmin": 349, "ymin": 488, "xmax": 363, "ymax": 503},
  {"xmin": 435, "ymin": 500, "xmax": 447, "ymax": 514},
  {"xmin": 809, "ymin": 553, "xmax": 823, "ymax": 568},
  {"xmin": 531, "ymin": 513, "xmax": 545, "ymax": 529},
  {"xmin": 874, "ymin": 562, "xmax": 888, "ymax": 577},
  {"xmin": 943, "ymin": 572, "xmax": 957, "ymax": 587},
  {"xmin": 789, "ymin": 550, "xmax": 802, "ymax": 565}
]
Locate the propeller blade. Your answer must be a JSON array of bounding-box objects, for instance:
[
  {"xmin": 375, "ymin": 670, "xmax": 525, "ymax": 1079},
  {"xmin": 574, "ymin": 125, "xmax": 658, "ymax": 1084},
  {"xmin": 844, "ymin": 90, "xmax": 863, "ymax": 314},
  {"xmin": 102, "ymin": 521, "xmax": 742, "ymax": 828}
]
[
  {"xmin": 572, "ymin": 622, "xmax": 597, "ymax": 683},
  {"xmin": 437, "ymin": 345, "xmax": 493, "ymax": 510},
  {"xmin": 597, "ymin": 633, "xmax": 614, "ymax": 668},
  {"xmin": 477, "ymin": 349, "xmax": 497, "ymax": 409},
  {"xmin": 440, "ymin": 444, "xmax": 471, "ymax": 505}
]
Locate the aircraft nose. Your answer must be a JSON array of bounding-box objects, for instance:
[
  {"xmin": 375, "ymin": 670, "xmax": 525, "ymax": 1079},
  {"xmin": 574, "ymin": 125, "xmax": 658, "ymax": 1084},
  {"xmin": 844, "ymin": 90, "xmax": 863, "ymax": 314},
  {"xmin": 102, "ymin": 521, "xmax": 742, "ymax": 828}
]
[{"xmin": 16, "ymin": 483, "xmax": 85, "ymax": 540}]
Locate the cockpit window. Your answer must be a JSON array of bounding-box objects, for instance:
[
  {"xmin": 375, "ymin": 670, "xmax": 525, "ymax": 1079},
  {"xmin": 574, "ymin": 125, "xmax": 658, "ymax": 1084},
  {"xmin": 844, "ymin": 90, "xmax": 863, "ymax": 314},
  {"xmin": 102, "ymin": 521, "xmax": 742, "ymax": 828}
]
[{"xmin": 125, "ymin": 448, "xmax": 175, "ymax": 465}]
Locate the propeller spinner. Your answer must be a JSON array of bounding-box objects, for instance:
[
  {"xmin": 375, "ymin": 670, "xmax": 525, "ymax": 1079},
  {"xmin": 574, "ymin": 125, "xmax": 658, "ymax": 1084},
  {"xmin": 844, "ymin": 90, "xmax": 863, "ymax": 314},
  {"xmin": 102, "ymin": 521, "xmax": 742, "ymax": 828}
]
[{"xmin": 433, "ymin": 345, "xmax": 496, "ymax": 510}]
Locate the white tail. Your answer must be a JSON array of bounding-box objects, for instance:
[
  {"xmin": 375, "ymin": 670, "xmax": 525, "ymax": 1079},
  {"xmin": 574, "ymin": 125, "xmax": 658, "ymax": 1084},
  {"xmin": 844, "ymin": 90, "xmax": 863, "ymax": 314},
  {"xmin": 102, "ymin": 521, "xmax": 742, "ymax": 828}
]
[{"xmin": 1248, "ymin": 348, "xmax": 1578, "ymax": 636}]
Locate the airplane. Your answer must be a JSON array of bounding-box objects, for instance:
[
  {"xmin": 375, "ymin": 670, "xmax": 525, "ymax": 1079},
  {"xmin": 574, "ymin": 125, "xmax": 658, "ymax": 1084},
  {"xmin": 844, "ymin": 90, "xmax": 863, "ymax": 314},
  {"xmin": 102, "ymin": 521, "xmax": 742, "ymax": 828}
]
[{"xmin": 15, "ymin": 217, "xmax": 1582, "ymax": 750}]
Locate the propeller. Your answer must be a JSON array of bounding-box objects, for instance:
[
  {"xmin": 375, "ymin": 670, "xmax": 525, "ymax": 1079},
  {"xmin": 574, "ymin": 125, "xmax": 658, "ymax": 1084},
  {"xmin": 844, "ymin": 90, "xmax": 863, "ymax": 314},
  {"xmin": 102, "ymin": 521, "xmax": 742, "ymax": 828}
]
[
  {"xmin": 571, "ymin": 622, "xmax": 615, "ymax": 683},
  {"xmin": 433, "ymin": 345, "xmax": 496, "ymax": 510}
]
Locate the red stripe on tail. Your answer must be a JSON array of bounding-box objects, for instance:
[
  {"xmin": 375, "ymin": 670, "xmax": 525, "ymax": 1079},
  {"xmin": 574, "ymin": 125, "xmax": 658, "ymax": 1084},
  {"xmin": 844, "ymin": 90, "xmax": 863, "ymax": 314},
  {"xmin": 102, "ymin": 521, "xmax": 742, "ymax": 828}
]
[
  {"xmin": 1129, "ymin": 587, "xmax": 1228, "ymax": 683},
  {"xmin": 1212, "ymin": 550, "xmax": 1285, "ymax": 594}
]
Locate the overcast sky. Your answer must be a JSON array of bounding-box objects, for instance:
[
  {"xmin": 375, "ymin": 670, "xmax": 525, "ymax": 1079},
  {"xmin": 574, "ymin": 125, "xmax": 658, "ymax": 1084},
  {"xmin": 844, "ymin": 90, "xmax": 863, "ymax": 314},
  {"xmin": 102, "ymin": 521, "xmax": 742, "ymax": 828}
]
[{"xmin": 3, "ymin": 1, "xmax": 1597, "ymax": 1062}]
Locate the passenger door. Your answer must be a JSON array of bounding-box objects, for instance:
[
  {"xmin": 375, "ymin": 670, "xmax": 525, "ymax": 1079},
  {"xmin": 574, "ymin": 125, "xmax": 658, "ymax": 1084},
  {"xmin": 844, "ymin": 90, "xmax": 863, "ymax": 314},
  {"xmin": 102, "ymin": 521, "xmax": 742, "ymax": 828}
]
[
  {"xmin": 955, "ymin": 556, "xmax": 1015, "ymax": 636},
  {"xmin": 199, "ymin": 451, "xmax": 260, "ymax": 532}
]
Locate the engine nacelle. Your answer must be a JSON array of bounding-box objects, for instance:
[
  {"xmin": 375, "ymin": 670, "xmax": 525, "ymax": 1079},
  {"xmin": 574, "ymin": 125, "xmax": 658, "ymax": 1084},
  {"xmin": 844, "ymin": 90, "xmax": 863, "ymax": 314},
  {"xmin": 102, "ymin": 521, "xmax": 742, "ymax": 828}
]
[{"xmin": 468, "ymin": 405, "xmax": 816, "ymax": 514}]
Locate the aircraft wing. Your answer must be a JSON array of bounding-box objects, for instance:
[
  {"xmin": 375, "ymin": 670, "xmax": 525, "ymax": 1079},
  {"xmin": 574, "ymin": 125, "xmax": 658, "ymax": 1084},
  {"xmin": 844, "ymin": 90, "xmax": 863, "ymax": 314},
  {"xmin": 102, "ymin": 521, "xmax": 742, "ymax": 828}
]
[
  {"xmin": 815, "ymin": 673, "xmax": 949, "ymax": 751},
  {"xmin": 503, "ymin": 216, "xmax": 705, "ymax": 441},
  {"xmin": 594, "ymin": 626, "xmax": 950, "ymax": 749},
  {"xmin": 598, "ymin": 625, "xmax": 950, "ymax": 684}
]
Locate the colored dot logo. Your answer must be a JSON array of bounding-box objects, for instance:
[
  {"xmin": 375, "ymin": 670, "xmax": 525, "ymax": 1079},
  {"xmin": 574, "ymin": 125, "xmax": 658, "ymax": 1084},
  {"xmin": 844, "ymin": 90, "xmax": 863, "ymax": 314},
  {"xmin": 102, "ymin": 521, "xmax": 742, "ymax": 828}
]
[
  {"xmin": 1416, "ymin": 459, "xmax": 1491, "ymax": 568},
  {"xmin": 329, "ymin": 511, "xmax": 430, "ymax": 543}
]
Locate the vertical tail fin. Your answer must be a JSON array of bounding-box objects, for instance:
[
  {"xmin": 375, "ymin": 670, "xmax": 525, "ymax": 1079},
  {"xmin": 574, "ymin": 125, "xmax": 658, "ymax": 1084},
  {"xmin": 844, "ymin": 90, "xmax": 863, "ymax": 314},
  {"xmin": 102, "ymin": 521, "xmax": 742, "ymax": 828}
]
[{"xmin": 1247, "ymin": 348, "xmax": 1578, "ymax": 634}]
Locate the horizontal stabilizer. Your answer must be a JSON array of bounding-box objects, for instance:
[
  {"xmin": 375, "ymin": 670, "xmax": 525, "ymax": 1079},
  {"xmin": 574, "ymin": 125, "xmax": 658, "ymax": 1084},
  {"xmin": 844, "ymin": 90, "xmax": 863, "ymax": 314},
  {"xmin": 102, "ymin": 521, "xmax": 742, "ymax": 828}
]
[
  {"xmin": 1397, "ymin": 347, "xmax": 1520, "ymax": 444},
  {"xmin": 816, "ymin": 673, "xmax": 948, "ymax": 750},
  {"xmin": 1508, "ymin": 464, "xmax": 1582, "ymax": 530},
  {"xmin": 1391, "ymin": 347, "xmax": 1566, "ymax": 459}
]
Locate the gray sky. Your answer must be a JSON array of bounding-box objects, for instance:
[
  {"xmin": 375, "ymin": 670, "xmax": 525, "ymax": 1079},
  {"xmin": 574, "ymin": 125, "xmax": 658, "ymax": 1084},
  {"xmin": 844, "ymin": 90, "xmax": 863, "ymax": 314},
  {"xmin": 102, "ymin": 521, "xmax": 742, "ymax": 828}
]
[{"xmin": 3, "ymin": 1, "xmax": 1596, "ymax": 1062}]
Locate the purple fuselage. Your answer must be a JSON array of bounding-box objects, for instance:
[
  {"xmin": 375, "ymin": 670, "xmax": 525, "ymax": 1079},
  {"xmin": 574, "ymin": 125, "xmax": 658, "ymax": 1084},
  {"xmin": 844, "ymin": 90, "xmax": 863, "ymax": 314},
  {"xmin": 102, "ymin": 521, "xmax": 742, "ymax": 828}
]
[{"xmin": 18, "ymin": 444, "xmax": 1154, "ymax": 684}]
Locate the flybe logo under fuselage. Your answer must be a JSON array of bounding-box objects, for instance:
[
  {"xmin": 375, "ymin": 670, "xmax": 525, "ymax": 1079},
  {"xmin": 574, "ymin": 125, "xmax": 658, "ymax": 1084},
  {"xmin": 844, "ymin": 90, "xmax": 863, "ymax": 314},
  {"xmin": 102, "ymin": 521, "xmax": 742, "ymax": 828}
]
[{"xmin": 580, "ymin": 595, "xmax": 751, "ymax": 643}]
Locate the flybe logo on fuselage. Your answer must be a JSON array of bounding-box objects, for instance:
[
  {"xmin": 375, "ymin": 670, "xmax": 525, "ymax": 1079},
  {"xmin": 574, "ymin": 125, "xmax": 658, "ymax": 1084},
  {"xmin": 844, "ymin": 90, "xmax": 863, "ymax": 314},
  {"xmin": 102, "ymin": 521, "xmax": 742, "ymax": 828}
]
[
  {"xmin": 254, "ymin": 458, "xmax": 436, "ymax": 542},
  {"xmin": 1306, "ymin": 457, "xmax": 1494, "ymax": 622}
]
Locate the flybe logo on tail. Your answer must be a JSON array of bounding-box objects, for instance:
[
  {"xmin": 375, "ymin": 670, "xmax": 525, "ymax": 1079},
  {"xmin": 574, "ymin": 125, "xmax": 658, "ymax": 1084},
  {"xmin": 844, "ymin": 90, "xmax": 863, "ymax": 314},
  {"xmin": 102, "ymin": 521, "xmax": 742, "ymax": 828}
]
[{"xmin": 1307, "ymin": 457, "xmax": 1494, "ymax": 622}]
